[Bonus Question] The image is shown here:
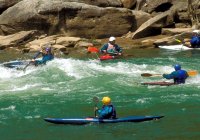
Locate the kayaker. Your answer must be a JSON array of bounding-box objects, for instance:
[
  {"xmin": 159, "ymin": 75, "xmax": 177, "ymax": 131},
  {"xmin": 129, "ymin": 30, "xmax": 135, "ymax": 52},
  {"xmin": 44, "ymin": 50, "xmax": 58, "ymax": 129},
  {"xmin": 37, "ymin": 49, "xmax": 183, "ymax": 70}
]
[
  {"xmin": 96, "ymin": 96, "xmax": 116, "ymax": 119},
  {"xmin": 190, "ymin": 30, "xmax": 200, "ymax": 48},
  {"xmin": 100, "ymin": 36, "xmax": 122, "ymax": 56},
  {"xmin": 31, "ymin": 44, "xmax": 54, "ymax": 65},
  {"xmin": 162, "ymin": 64, "xmax": 189, "ymax": 84}
]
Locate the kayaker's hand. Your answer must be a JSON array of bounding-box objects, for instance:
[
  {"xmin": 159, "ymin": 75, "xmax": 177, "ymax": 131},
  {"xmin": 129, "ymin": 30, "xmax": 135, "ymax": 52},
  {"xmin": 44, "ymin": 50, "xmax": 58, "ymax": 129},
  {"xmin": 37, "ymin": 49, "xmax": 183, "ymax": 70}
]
[
  {"xmin": 102, "ymin": 50, "xmax": 107, "ymax": 53},
  {"xmin": 118, "ymin": 53, "xmax": 122, "ymax": 56},
  {"xmin": 162, "ymin": 74, "xmax": 166, "ymax": 78},
  {"xmin": 31, "ymin": 59, "xmax": 35, "ymax": 62}
]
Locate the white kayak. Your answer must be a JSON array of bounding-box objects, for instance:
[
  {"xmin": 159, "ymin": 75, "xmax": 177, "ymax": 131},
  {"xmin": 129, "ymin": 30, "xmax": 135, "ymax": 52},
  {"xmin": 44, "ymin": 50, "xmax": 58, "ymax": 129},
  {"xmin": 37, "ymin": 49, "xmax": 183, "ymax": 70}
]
[{"xmin": 158, "ymin": 45, "xmax": 200, "ymax": 50}]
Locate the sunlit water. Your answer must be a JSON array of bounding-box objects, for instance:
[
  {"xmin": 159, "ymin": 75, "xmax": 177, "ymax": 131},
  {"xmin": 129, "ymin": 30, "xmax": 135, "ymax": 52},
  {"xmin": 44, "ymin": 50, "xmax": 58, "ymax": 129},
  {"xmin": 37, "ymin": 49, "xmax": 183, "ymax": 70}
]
[{"xmin": 0, "ymin": 49, "xmax": 200, "ymax": 140}]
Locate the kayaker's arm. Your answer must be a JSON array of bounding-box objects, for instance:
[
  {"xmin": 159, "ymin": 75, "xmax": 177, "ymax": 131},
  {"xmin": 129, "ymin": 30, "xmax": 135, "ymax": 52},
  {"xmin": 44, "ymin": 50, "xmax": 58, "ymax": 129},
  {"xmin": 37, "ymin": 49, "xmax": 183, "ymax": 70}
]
[
  {"xmin": 100, "ymin": 44, "xmax": 108, "ymax": 53},
  {"xmin": 163, "ymin": 71, "xmax": 177, "ymax": 79},
  {"xmin": 97, "ymin": 106, "xmax": 113, "ymax": 119},
  {"xmin": 33, "ymin": 51, "xmax": 42, "ymax": 60}
]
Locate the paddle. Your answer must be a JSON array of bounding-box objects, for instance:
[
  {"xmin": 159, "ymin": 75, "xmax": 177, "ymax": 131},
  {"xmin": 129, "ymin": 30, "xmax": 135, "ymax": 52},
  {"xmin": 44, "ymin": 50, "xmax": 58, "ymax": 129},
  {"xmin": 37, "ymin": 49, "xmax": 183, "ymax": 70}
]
[
  {"xmin": 174, "ymin": 38, "xmax": 191, "ymax": 48},
  {"xmin": 88, "ymin": 47, "xmax": 99, "ymax": 53},
  {"xmin": 22, "ymin": 61, "xmax": 32, "ymax": 72},
  {"xmin": 87, "ymin": 47, "xmax": 100, "ymax": 60},
  {"xmin": 93, "ymin": 96, "xmax": 99, "ymax": 117},
  {"xmin": 141, "ymin": 70, "xmax": 198, "ymax": 77},
  {"xmin": 141, "ymin": 73, "xmax": 162, "ymax": 77}
]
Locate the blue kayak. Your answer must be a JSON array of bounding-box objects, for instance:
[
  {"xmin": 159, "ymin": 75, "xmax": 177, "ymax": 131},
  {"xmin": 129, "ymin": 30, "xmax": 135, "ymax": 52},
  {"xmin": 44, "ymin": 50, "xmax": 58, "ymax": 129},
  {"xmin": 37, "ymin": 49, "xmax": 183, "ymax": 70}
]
[
  {"xmin": 2, "ymin": 61, "xmax": 29, "ymax": 69},
  {"xmin": 44, "ymin": 116, "xmax": 164, "ymax": 125}
]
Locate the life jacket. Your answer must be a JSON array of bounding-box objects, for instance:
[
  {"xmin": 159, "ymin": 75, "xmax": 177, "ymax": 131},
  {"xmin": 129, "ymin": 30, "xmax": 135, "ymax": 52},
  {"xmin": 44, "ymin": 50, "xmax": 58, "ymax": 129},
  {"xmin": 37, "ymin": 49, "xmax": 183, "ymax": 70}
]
[
  {"xmin": 190, "ymin": 36, "xmax": 200, "ymax": 48},
  {"xmin": 107, "ymin": 43, "xmax": 116, "ymax": 53},
  {"xmin": 101, "ymin": 104, "xmax": 116, "ymax": 119},
  {"xmin": 174, "ymin": 70, "xmax": 188, "ymax": 84}
]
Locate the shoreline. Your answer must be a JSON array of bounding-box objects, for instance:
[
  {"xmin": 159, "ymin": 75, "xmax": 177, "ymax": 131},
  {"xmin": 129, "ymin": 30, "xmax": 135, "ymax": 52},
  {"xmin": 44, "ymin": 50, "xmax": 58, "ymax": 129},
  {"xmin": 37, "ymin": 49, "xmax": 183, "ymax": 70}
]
[{"xmin": 0, "ymin": 34, "xmax": 171, "ymax": 62}]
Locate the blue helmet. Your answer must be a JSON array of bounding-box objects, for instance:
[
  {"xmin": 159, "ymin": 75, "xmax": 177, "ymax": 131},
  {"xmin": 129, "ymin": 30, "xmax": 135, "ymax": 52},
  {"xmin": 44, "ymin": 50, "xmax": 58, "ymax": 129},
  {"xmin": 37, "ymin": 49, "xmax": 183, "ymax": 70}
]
[{"xmin": 174, "ymin": 64, "xmax": 181, "ymax": 71}]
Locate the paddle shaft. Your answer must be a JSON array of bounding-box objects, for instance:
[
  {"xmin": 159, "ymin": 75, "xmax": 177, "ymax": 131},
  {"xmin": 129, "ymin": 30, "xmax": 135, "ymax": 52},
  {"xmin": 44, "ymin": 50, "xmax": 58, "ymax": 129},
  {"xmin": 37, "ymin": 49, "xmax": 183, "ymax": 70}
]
[
  {"xmin": 93, "ymin": 96, "xmax": 99, "ymax": 117},
  {"xmin": 141, "ymin": 70, "xmax": 198, "ymax": 77}
]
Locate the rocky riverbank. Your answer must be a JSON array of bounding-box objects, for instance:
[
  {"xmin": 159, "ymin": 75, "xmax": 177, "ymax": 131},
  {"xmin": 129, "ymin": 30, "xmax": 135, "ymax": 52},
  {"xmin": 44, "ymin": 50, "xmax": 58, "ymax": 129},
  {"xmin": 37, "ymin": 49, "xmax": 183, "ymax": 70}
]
[{"xmin": 0, "ymin": 0, "xmax": 199, "ymax": 60}]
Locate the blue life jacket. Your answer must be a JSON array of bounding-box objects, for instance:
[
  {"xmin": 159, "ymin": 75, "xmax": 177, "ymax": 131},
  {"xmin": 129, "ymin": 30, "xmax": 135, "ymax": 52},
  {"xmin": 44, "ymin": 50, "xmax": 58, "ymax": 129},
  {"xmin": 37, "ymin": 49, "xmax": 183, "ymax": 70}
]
[
  {"xmin": 35, "ymin": 53, "xmax": 54, "ymax": 65},
  {"xmin": 190, "ymin": 36, "xmax": 200, "ymax": 48},
  {"xmin": 174, "ymin": 70, "xmax": 188, "ymax": 84},
  {"xmin": 98, "ymin": 104, "xmax": 116, "ymax": 119}
]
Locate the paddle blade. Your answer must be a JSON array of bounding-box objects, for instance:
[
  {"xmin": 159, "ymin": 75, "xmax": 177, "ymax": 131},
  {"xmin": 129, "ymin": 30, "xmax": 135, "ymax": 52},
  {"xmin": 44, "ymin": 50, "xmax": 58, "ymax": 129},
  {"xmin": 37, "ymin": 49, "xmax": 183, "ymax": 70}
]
[
  {"xmin": 188, "ymin": 70, "xmax": 198, "ymax": 76},
  {"xmin": 93, "ymin": 96, "xmax": 99, "ymax": 103},
  {"xmin": 141, "ymin": 73, "xmax": 162, "ymax": 77},
  {"xmin": 174, "ymin": 39, "xmax": 182, "ymax": 43},
  {"xmin": 141, "ymin": 73, "xmax": 153, "ymax": 77},
  {"xmin": 88, "ymin": 47, "xmax": 99, "ymax": 53}
]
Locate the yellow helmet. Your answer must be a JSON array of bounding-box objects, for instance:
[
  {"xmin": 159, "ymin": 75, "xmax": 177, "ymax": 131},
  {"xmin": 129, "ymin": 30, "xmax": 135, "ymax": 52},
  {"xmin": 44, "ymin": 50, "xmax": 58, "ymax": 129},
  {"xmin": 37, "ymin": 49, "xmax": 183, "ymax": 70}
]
[{"xmin": 102, "ymin": 96, "xmax": 111, "ymax": 105}]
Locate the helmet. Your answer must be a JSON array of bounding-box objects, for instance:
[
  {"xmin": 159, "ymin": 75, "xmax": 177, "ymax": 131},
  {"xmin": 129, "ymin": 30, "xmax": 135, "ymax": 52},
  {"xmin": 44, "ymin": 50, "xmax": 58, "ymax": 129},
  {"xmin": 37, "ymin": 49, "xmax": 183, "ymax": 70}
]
[
  {"xmin": 102, "ymin": 96, "xmax": 111, "ymax": 105},
  {"xmin": 109, "ymin": 36, "xmax": 116, "ymax": 42},
  {"xmin": 174, "ymin": 64, "xmax": 181, "ymax": 71},
  {"xmin": 45, "ymin": 47, "xmax": 51, "ymax": 52},
  {"xmin": 193, "ymin": 30, "xmax": 200, "ymax": 34}
]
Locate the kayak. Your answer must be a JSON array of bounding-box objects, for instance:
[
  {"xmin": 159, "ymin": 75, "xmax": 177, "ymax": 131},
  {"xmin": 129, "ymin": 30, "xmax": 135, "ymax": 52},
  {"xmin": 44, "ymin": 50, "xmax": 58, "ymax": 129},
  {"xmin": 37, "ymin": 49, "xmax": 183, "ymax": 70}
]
[
  {"xmin": 44, "ymin": 116, "xmax": 164, "ymax": 125},
  {"xmin": 158, "ymin": 45, "xmax": 200, "ymax": 51},
  {"xmin": 141, "ymin": 81, "xmax": 174, "ymax": 86},
  {"xmin": 2, "ymin": 61, "xmax": 29, "ymax": 69}
]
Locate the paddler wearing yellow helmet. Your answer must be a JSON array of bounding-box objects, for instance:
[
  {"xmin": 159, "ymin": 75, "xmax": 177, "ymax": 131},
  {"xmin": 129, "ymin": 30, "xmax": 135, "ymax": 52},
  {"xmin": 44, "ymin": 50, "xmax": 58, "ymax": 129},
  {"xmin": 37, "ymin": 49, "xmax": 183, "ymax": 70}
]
[{"xmin": 96, "ymin": 96, "xmax": 116, "ymax": 119}]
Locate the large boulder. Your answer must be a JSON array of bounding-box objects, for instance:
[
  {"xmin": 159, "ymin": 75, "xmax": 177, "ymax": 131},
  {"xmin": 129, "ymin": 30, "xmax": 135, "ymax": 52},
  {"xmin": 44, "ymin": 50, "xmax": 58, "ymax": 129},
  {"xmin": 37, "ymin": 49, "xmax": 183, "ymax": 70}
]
[
  {"xmin": 128, "ymin": 10, "xmax": 173, "ymax": 39},
  {"xmin": 0, "ymin": 0, "xmax": 134, "ymax": 38},
  {"xmin": 0, "ymin": 0, "xmax": 22, "ymax": 13},
  {"xmin": 131, "ymin": 10, "xmax": 151, "ymax": 30}
]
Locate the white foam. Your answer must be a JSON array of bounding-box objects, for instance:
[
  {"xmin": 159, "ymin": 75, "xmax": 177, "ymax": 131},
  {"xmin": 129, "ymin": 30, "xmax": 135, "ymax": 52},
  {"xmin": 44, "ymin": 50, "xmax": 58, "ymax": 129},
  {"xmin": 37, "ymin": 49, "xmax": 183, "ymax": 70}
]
[{"xmin": 0, "ymin": 105, "xmax": 16, "ymax": 111}]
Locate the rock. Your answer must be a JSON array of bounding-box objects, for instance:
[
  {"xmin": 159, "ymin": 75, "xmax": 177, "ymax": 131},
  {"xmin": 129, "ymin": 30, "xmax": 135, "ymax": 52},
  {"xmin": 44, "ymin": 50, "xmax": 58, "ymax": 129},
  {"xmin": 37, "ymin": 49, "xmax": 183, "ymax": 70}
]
[
  {"xmin": 131, "ymin": 10, "xmax": 151, "ymax": 30},
  {"xmin": 74, "ymin": 41, "xmax": 93, "ymax": 49},
  {"xmin": 56, "ymin": 37, "xmax": 81, "ymax": 48},
  {"xmin": 0, "ymin": 0, "xmax": 134, "ymax": 38},
  {"xmin": 153, "ymin": 36, "xmax": 177, "ymax": 47},
  {"xmin": 82, "ymin": 0, "xmax": 122, "ymax": 7},
  {"xmin": 29, "ymin": 44, "xmax": 41, "ymax": 52},
  {"xmin": 175, "ymin": 23, "xmax": 191, "ymax": 28},
  {"xmin": 161, "ymin": 28, "xmax": 193, "ymax": 36},
  {"xmin": 135, "ymin": 0, "xmax": 146, "ymax": 10},
  {"xmin": 0, "ymin": 30, "xmax": 37, "ymax": 50},
  {"xmin": 141, "ymin": 0, "xmax": 173, "ymax": 13},
  {"xmin": 26, "ymin": 35, "xmax": 57, "ymax": 48},
  {"xmin": 141, "ymin": 38, "xmax": 157, "ymax": 46},
  {"xmin": 121, "ymin": 0, "xmax": 137, "ymax": 8},
  {"xmin": 0, "ymin": 0, "xmax": 22, "ymax": 13},
  {"xmin": 130, "ymin": 10, "xmax": 172, "ymax": 39},
  {"xmin": 52, "ymin": 44, "xmax": 66, "ymax": 52}
]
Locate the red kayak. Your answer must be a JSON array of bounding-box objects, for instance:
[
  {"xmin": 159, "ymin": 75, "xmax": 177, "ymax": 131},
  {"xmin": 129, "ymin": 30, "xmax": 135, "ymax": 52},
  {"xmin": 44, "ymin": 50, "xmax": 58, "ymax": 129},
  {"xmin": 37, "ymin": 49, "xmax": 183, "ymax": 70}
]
[
  {"xmin": 100, "ymin": 55, "xmax": 115, "ymax": 61},
  {"xmin": 141, "ymin": 81, "xmax": 174, "ymax": 86}
]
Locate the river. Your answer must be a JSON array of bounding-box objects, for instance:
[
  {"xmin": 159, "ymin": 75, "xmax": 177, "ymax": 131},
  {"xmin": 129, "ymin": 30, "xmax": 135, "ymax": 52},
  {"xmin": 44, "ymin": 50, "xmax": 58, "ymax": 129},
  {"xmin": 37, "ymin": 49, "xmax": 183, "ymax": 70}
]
[{"xmin": 0, "ymin": 48, "xmax": 199, "ymax": 140}]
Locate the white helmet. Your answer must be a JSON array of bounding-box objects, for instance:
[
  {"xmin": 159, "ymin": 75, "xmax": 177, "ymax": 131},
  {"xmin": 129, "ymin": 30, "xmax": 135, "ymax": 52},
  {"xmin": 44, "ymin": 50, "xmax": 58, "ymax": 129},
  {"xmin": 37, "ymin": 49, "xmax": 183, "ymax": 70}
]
[
  {"xmin": 109, "ymin": 36, "xmax": 116, "ymax": 42},
  {"xmin": 193, "ymin": 30, "xmax": 200, "ymax": 34}
]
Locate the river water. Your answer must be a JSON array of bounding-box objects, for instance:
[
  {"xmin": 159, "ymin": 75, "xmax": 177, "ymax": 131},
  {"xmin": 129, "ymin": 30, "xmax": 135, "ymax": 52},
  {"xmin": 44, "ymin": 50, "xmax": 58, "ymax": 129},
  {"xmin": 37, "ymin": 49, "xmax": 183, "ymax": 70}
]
[{"xmin": 0, "ymin": 49, "xmax": 200, "ymax": 140}]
